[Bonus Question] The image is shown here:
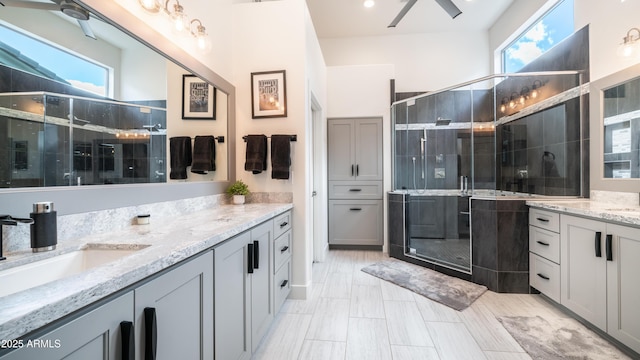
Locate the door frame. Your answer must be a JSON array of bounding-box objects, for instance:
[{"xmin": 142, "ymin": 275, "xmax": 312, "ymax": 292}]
[{"xmin": 310, "ymin": 93, "xmax": 328, "ymax": 263}]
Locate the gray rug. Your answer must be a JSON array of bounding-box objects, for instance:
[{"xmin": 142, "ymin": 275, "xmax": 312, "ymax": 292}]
[
  {"xmin": 498, "ymin": 316, "xmax": 632, "ymax": 360},
  {"xmin": 361, "ymin": 259, "xmax": 487, "ymax": 311}
]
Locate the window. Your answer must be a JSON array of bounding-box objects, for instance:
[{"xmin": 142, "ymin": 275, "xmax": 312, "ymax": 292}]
[
  {"xmin": 0, "ymin": 24, "xmax": 109, "ymax": 97},
  {"xmin": 503, "ymin": 0, "xmax": 574, "ymax": 73}
]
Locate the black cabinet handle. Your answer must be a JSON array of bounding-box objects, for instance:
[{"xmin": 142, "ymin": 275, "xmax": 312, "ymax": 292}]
[
  {"xmin": 280, "ymin": 280, "xmax": 289, "ymax": 288},
  {"xmin": 280, "ymin": 221, "xmax": 288, "ymax": 228},
  {"xmin": 247, "ymin": 243, "xmax": 254, "ymax": 274},
  {"xmin": 350, "ymin": 208, "xmax": 362, "ymax": 211},
  {"xmin": 120, "ymin": 321, "xmax": 134, "ymax": 360},
  {"xmin": 595, "ymin": 231, "xmax": 602, "ymax": 258},
  {"xmin": 349, "ymin": 188, "xmax": 362, "ymax": 192},
  {"xmin": 537, "ymin": 273, "xmax": 550, "ymax": 280},
  {"xmin": 606, "ymin": 234, "xmax": 613, "ymax": 261},
  {"xmin": 280, "ymin": 246, "xmax": 289, "ymax": 253},
  {"xmin": 536, "ymin": 241, "xmax": 550, "ymax": 246},
  {"xmin": 536, "ymin": 217, "xmax": 550, "ymax": 223},
  {"xmin": 144, "ymin": 308, "xmax": 157, "ymax": 360},
  {"xmin": 356, "ymin": 164, "xmax": 359, "ymax": 176},
  {"xmin": 351, "ymin": 165, "xmax": 354, "ymax": 176},
  {"xmin": 253, "ymin": 241, "xmax": 260, "ymax": 269}
]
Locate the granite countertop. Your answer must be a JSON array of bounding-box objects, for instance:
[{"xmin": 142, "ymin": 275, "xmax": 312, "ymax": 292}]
[
  {"xmin": 0, "ymin": 203, "xmax": 292, "ymax": 341},
  {"xmin": 526, "ymin": 199, "xmax": 640, "ymax": 227}
]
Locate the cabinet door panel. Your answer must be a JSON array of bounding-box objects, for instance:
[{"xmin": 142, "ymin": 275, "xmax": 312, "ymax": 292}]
[
  {"xmin": 214, "ymin": 232, "xmax": 252, "ymax": 360},
  {"xmin": 355, "ymin": 118, "xmax": 383, "ymax": 181},
  {"xmin": 607, "ymin": 224, "xmax": 640, "ymax": 354},
  {"xmin": 560, "ymin": 215, "xmax": 607, "ymax": 330},
  {"xmin": 135, "ymin": 251, "xmax": 213, "ymax": 360},
  {"xmin": 0, "ymin": 292, "xmax": 133, "ymax": 360},
  {"xmin": 250, "ymin": 221, "xmax": 274, "ymax": 353},
  {"xmin": 328, "ymin": 120, "xmax": 355, "ymax": 180}
]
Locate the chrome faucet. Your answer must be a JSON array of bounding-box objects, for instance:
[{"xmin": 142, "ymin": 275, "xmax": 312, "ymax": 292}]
[{"xmin": 0, "ymin": 215, "xmax": 34, "ymax": 261}]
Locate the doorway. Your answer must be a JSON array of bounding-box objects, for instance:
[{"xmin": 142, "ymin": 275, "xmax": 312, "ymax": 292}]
[{"xmin": 310, "ymin": 93, "xmax": 327, "ymax": 263}]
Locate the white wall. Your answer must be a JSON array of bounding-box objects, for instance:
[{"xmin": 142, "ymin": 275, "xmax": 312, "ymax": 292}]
[{"xmin": 321, "ymin": 32, "xmax": 490, "ymax": 92}]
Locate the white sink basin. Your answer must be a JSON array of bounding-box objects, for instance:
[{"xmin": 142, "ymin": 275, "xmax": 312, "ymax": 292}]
[{"xmin": 0, "ymin": 246, "xmax": 145, "ymax": 298}]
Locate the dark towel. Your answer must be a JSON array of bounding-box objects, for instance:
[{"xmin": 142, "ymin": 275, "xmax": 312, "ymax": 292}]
[
  {"xmin": 191, "ymin": 135, "xmax": 216, "ymax": 174},
  {"xmin": 169, "ymin": 136, "xmax": 192, "ymax": 179},
  {"xmin": 245, "ymin": 135, "xmax": 267, "ymax": 174},
  {"xmin": 271, "ymin": 135, "xmax": 291, "ymax": 179}
]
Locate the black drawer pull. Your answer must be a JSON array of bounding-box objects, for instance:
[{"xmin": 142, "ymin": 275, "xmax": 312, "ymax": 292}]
[
  {"xmin": 537, "ymin": 273, "xmax": 550, "ymax": 280},
  {"xmin": 120, "ymin": 321, "xmax": 134, "ymax": 360},
  {"xmin": 280, "ymin": 221, "xmax": 288, "ymax": 228},
  {"xmin": 595, "ymin": 231, "xmax": 602, "ymax": 258},
  {"xmin": 349, "ymin": 188, "xmax": 362, "ymax": 192},
  {"xmin": 280, "ymin": 246, "xmax": 289, "ymax": 253},
  {"xmin": 536, "ymin": 217, "xmax": 550, "ymax": 223},
  {"xmin": 280, "ymin": 280, "xmax": 289, "ymax": 288},
  {"xmin": 606, "ymin": 234, "xmax": 613, "ymax": 261},
  {"xmin": 351, "ymin": 165, "xmax": 354, "ymax": 176},
  {"xmin": 144, "ymin": 308, "xmax": 157, "ymax": 360},
  {"xmin": 350, "ymin": 208, "xmax": 362, "ymax": 211},
  {"xmin": 356, "ymin": 164, "xmax": 359, "ymax": 176},
  {"xmin": 536, "ymin": 241, "xmax": 550, "ymax": 246},
  {"xmin": 247, "ymin": 243, "xmax": 254, "ymax": 274}
]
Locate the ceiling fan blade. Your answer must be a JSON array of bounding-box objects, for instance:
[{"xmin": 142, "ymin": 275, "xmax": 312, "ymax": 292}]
[
  {"xmin": 435, "ymin": 0, "xmax": 462, "ymax": 19},
  {"xmin": 388, "ymin": 0, "xmax": 418, "ymax": 28},
  {"xmin": 0, "ymin": 0, "xmax": 58, "ymax": 10},
  {"xmin": 78, "ymin": 19, "xmax": 96, "ymax": 40}
]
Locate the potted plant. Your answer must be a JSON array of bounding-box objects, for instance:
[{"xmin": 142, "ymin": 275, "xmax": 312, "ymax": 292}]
[{"xmin": 227, "ymin": 179, "xmax": 250, "ymax": 205}]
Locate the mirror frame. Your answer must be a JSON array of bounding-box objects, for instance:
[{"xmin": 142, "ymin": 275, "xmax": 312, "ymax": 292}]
[
  {"xmin": 589, "ymin": 62, "xmax": 640, "ymax": 193},
  {"xmin": 0, "ymin": 0, "xmax": 236, "ymax": 216}
]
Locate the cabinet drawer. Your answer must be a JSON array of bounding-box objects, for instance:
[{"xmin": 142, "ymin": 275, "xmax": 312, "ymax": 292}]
[
  {"xmin": 529, "ymin": 226, "xmax": 560, "ymax": 263},
  {"xmin": 274, "ymin": 260, "xmax": 291, "ymax": 311},
  {"xmin": 529, "ymin": 208, "xmax": 560, "ymax": 233},
  {"xmin": 530, "ymin": 253, "xmax": 560, "ymax": 303},
  {"xmin": 329, "ymin": 181, "xmax": 382, "ymax": 199},
  {"xmin": 329, "ymin": 200, "xmax": 382, "ymax": 246},
  {"xmin": 273, "ymin": 210, "xmax": 292, "ymax": 239},
  {"xmin": 274, "ymin": 229, "xmax": 291, "ymax": 274}
]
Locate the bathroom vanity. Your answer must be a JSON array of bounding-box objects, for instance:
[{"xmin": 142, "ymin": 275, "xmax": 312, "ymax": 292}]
[
  {"xmin": 527, "ymin": 200, "xmax": 640, "ymax": 354},
  {"xmin": 0, "ymin": 203, "xmax": 292, "ymax": 360}
]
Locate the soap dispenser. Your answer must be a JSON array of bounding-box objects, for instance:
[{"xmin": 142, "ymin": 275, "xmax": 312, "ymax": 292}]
[{"xmin": 30, "ymin": 201, "xmax": 57, "ymax": 252}]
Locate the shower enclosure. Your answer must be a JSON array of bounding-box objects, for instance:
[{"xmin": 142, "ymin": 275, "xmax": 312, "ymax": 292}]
[{"xmin": 391, "ymin": 71, "xmax": 584, "ymax": 273}]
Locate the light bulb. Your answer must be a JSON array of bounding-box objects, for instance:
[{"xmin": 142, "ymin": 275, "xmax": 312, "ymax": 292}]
[
  {"xmin": 500, "ymin": 104, "xmax": 506, "ymax": 113},
  {"xmin": 139, "ymin": 0, "xmax": 160, "ymax": 12},
  {"xmin": 363, "ymin": 0, "xmax": 375, "ymax": 8},
  {"xmin": 531, "ymin": 89, "xmax": 538, "ymax": 99}
]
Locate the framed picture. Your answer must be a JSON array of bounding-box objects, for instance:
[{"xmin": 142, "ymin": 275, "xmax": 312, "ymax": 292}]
[
  {"xmin": 182, "ymin": 74, "xmax": 216, "ymax": 120},
  {"xmin": 251, "ymin": 70, "xmax": 287, "ymax": 118}
]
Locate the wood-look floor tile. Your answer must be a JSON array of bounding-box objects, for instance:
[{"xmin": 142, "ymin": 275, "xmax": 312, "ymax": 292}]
[
  {"xmin": 384, "ymin": 301, "xmax": 434, "ymax": 347},
  {"xmin": 350, "ymin": 285, "xmax": 385, "ymax": 318},
  {"xmin": 483, "ymin": 351, "xmax": 533, "ymax": 360},
  {"xmin": 390, "ymin": 345, "xmax": 441, "ymax": 360},
  {"xmin": 460, "ymin": 301, "xmax": 524, "ymax": 352},
  {"xmin": 281, "ymin": 284, "xmax": 322, "ymax": 315},
  {"xmin": 427, "ymin": 322, "xmax": 488, "ymax": 360},
  {"xmin": 352, "ymin": 269, "xmax": 381, "ymax": 286},
  {"xmin": 321, "ymin": 272, "xmax": 353, "ymax": 299},
  {"xmin": 252, "ymin": 313, "xmax": 312, "ymax": 360},
  {"xmin": 380, "ymin": 280, "xmax": 415, "ymax": 301},
  {"xmin": 346, "ymin": 318, "xmax": 392, "ymax": 360},
  {"xmin": 413, "ymin": 293, "xmax": 462, "ymax": 323},
  {"xmin": 298, "ymin": 340, "xmax": 346, "ymax": 360},
  {"xmin": 306, "ymin": 298, "xmax": 350, "ymax": 341},
  {"xmin": 312, "ymin": 260, "xmax": 331, "ymax": 284}
]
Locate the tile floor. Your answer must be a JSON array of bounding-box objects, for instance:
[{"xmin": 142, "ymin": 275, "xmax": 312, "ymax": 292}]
[{"xmin": 252, "ymin": 250, "xmax": 585, "ymax": 360}]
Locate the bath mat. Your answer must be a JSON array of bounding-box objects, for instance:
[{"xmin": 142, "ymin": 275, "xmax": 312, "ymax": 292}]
[
  {"xmin": 498, "ymin": 316, "xmax": 632, "ymax": 360},
  {"xmin": 361, "ymin": 259, "xmax": 487, "ymax": 311}
]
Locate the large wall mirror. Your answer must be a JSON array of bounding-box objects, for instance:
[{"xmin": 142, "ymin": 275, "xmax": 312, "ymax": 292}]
[
  {"xmin": 0, "ymin": 0, "xmax": 235, "ymax": 215},
  {"xmin": 590, "ymin": 62, "xmax": 640, "ymax": 193}
]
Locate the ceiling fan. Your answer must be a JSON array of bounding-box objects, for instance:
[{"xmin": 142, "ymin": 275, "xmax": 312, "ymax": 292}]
[
  {"xmin": 0, "ymin": 0, "xmax": 96, "ymax": 39},
  {"xmin": 388, "ymin": 0, "xmax": 462, "ymax": 28}
]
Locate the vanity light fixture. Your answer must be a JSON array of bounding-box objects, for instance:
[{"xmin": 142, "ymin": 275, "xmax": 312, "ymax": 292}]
[
  {"xmin": 190, "ymin": 19, "xmax": 211, "ymax": 51},
  {"xmin": 531, "ymin": 80, "xmax": 542, "ymax": 99},
  {"xmin": 519, "ymin": 86, "xmax": 529, "ymax": 105},
  {"xmin": 508, "ymin": 92, "xmax": 519, "ymax": 109},
  {"xmin": 500, "ymin": 97, "xmax": 508, "ymax": 113},
  {"xmin": 138, "ymin": 0, "xmax": 210, "ymax": 50},
  {"xmin": 617, "ymin": 28, "xmax": 640, "ymax": 58},
  {"xmin": 363, "ymin": 0, "xmax": 375, "ymax": 8}
]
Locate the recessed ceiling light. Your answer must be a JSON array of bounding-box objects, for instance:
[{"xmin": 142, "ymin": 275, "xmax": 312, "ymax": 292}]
[{"xmin": 363, "ymin": 0, "xmax": 375, "ymax": 8}]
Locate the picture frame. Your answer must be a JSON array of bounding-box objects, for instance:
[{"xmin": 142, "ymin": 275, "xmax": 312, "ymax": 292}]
[
  {"xmin": 251, "ymin": 70, "xmax": 287, "ymax": 118},
  {"xmin": 182, "ymin": 74, "xmax": 216, "ymax": 120}
]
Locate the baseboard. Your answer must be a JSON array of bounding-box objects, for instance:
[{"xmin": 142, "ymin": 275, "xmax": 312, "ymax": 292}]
[{"xmin": 289, "ymin": 282, "xmax": 311, "ymax": 300}]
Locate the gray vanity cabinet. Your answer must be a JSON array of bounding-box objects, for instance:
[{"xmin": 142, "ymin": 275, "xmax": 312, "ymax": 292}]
[
  {"xmin": 135, "ymin": 250, "xmax": 214, "ymax": 360},
  {"xmin": 0, "ymin": 292, "xmax": 134, "ymax": 360},
  {"xmin": 328, "ymin": 118, "xmax": 383, "ymax": 181},
  {"xmin": 214, "ymin": 220, "xmax": 274, "ymax": 360}
]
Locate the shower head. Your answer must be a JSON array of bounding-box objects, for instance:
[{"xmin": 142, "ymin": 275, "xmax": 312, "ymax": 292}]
[{"xmin": 435, "ymin": 118, "xmax": 451, "ymax": 126}]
